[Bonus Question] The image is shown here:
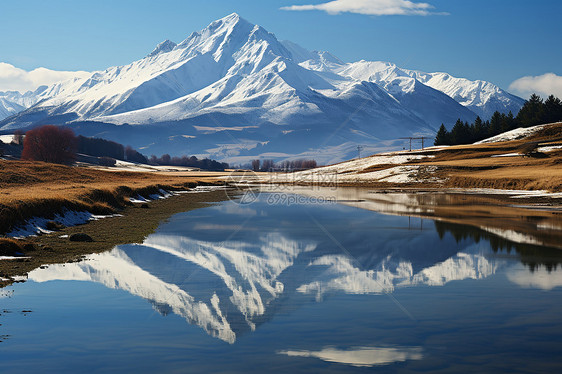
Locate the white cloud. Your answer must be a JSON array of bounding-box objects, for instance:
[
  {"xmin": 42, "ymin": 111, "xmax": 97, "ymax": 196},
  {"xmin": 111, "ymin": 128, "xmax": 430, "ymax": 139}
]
[
  {"xmin": 280, "ymin": 0, "xmax": 445, "ymax": 16},
  {"xmin": 0, "ymin": 62, "xmax": 89, "ymax": 93},
  {"xmin": 509, "ymin": 73, "xmax": 562, "ymax": 99}
]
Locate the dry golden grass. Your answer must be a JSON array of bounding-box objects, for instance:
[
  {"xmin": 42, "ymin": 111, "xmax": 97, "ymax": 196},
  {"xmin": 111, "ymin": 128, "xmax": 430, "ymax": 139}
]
[
  {"xmin": 0, "ymin": 237, "xmax": 25, "ymax": 256},
  {"xmin": 304, "ymin": 123, "xmax": 562, "ymax": 191},
  {"xmin": 0, "ymin": 160, "xmax": 224, "ymax": 234},
  {"xmin": 408, "ymin": 122, "xmax": 562, "ymax": 191}
]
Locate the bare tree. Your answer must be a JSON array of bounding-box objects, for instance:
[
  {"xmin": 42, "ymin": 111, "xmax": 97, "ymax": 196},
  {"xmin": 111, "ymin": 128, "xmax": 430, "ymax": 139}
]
[
  {"xmin": 260, "ymin": 159, "xmax": 275, "ymax": 172},
  {"xmin": 251, "ymin": 159, "xmax": 260, "ymax": 172},
  {"xmin": 12, "ymin": 130, "xmax": 24, "ymax": 145}
]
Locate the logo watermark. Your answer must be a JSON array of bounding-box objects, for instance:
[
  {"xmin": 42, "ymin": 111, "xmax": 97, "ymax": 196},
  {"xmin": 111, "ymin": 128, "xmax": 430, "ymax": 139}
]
[
  {"xmin": 224, "ymin": 170, "xmax": 339, "ymax": 205},
  {"xmin": 265, "ymin": 193, "xmax": 336, "ymax": 206},
  {"xmin": 224, "ymin": 170, "xmax": 260, "ymax": 204}
]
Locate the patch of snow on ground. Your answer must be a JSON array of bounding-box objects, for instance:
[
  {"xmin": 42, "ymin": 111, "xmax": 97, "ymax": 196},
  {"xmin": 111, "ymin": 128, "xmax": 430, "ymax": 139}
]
[
  {"xmin": 6, "ymin": 210, "xmax": 120, "ymax": 239},
  {"xmin": 149, "ymin": 189, "xmax": 174, "ymax": 200},
  {"xmin": 491, "ymin": 153, "xmax": 520, "ymax": 158},
  {"xmin": 304, "ymin": 153, "xmax": 431, "ymax": 175},
  {"xmin": 104, "ymin": 160, "xmax": 201, "ymax": 173},
  {"xmin": 129, "ymin": 195, "xmax": 150, "ymax": 203},
  {"xmin": 130, "ymin": 188, "xmax": 188, "ymax": 203},
  {"xmin": 8, "ymin": 188, "xmax": 192, "ymax": 238},
  {"xmin": 182, "ymin": 185, "xmax": 229, "ymax": 192},
  {"xmin": 0, "ymin": 256, "xmax": 30, "ymax": 260},
  {"xmin": 255, "ymin": 153, "xmax": 438, "ymax": 184},
  {"xmin": 537, "ymin": 145, "xmax": 562, "ymax": 152},
  {"xmin": 0, "ymin": 135, "xmax": 15, "ymax": 143},
  {"xmin": 7, "ymin": 210, "xmax": 121, "ymax": 239},
  {"xmin": 510, "ymin": 191, "xmax": 562, "ymax": 198},
  {"xmin": 474, "ymin": 124, "xmax": 547, "ymax": 144},
  {"xmin": 359, "ymin": 166, "xmax": 420, "ymax": 183}
]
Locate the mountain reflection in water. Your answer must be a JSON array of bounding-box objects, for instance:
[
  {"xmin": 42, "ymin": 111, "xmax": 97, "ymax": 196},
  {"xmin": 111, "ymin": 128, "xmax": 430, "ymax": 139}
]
[{"xmin": 27, "ymin": 192, "xmax": 562, "ymax": 344}]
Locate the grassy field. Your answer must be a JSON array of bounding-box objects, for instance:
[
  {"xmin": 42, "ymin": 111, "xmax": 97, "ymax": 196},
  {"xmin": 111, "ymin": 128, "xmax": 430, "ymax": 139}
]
[
  {"xmin": 0, "ymin": 160, "xmax": 226, "ymax": 234},
  {"xmin": 415, "ymin": 123, "xmax": 562, "ymax": 191},
  {"xmin": 294, "ymin": 122, "xmax": 562, "ymax": 191}
]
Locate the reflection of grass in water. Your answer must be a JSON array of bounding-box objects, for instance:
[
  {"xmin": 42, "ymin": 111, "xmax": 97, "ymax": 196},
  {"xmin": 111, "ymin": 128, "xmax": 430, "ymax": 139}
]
[{"xmin": 434, "ymin": 220, "xmax": 562, "ymax": 272}]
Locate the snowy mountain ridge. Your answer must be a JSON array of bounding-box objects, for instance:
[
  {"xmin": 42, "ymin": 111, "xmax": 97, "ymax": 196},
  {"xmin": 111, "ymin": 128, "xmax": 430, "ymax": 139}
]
[
  {"xmin": 0, "ymin": 13, "xmax": 524, "ymax": 163},
  {"xmin": 0, "ymin": 88, "xmax": 46, "ymax": 121}
]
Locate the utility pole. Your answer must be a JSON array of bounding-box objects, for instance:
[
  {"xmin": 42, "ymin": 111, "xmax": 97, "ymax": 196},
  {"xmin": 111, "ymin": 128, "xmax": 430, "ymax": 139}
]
[
  {"xmin": 400, "ymin": 136, "xmax": 428, "ymax": 151},
  {"xmin": 357, "ymin": 145, "xmax": 364, "ymax": 159}
]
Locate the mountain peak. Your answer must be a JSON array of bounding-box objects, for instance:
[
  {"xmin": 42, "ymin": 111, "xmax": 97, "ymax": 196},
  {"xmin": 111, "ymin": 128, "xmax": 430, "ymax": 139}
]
[
  {"xmin": 210, "ymin": 12, "xmax": 251, "ymax": 29},
  {"xmin": 175, "ymin": 12, "xmax": 255, "ymax": 52},
  {"xmin": 148, "ymin": 39, "xmax": 177, "ymax": 57},
  {"xmin": 221, "ymin": 12, "xmax": 242, "ymax": 22}
]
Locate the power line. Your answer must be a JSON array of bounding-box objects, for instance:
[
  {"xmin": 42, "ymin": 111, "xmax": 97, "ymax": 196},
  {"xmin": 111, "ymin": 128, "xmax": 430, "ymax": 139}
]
[{"xmin": 399, "ymin": 137, "xmax": 429, "ymax": 151}]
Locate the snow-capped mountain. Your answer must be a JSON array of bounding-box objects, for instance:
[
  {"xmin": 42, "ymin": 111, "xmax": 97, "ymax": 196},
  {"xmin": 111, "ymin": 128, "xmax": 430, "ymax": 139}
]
[
  {"xmin": 404, "ymin": 69, "xmax": 525, "ymax": 118},
  {"xmin": 0, "ymin": 88, "xmax": 46, "ymax": 121},
  {"xmin": 0, "ymin": 13, "xmax": 524, "ymax": 163},
  {"xmin": 332, "ymin": 61, "xmax": 524, "ymax": 119}
]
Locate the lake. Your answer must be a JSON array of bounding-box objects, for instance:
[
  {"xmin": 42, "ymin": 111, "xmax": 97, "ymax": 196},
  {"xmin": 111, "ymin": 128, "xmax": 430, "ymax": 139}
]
[{"xmin": 1, "ymin": 189, "xmax": 562, "ymax": 373}]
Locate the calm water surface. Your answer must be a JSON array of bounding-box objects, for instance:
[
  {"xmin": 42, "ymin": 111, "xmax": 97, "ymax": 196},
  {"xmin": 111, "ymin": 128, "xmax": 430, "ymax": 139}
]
[{"xmin": 1, "ymin": 192, "xmax": 562, "ymax": 373}]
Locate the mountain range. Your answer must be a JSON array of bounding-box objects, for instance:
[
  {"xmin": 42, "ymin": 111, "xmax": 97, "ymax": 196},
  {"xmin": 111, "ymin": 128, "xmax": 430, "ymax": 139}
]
[{"xmin": 0, "ymin": 13, "xmax": 525, "ymax": 164}]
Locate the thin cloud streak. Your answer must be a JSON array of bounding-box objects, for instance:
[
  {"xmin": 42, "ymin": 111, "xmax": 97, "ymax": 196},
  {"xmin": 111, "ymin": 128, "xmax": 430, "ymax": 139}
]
[{"xmin": 280, "ymin": 0, "xmax": 447, "ymax": 16}]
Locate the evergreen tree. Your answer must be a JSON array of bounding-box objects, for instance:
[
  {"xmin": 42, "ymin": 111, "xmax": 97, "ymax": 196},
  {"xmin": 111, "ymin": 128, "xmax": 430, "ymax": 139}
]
[
  {"xmin": 489, "ymin": 111, "xmax": 503, "ymax": 136},
  {"xmin": 434, "ymin": 124, "xmax": 450, "ymax": 145},
  {"xmin": 543, "ymin": 95, "xmax": 562, "ymax": 124},
  {"xmin": 458, "ymin": 121, "xmax": 469, "ymax": 143},
  {"xmin": 434, "ymin": 94, "xmax": 562, "ymax": 146},
  {"xmin": 450, "ymin": 119, "xmax": 470, "ymax": 144},
  {"xmin": 473, "ymin": 116, "xmax": 484, "ymax": 139},
  {"xmin": 500, "ymin": 112, "xmax": 511, "ymax": 133},
  {"xmin": 516, "ymin": 93, "xmax": 544, "ymax": 127},
  {"xmin": 507, "ymin": 111, "xmax": 515, "ymax": 129}
]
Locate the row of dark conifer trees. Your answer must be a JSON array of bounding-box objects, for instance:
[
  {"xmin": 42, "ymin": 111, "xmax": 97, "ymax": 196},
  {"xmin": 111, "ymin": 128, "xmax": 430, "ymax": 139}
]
[{"xmin": 434, "ymin": 94, "xmax": 562, "ymax": 146}]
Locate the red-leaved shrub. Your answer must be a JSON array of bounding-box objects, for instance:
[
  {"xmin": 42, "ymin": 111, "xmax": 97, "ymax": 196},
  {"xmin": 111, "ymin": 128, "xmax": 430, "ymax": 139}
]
[{"xmin": 21, "ymin": 125, "xmax": 77, "ymax": 165}]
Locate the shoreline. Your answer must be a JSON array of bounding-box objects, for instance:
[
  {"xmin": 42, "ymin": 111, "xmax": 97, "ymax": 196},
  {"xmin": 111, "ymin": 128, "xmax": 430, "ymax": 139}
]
[
  {"xmin": 0, "ymin": 189, "xmax": 232, "ymax": 288},
  {"xmin": 2, "ymin": 154, "xmax": 562, "ymax": 289},
  {"xmin": 2, "ymin": 183, "xmax": 562, "ymax": 288}
]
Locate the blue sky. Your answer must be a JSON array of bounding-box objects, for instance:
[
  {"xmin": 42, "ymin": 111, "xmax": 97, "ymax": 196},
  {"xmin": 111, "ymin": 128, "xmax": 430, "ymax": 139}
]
[{"xmin": 1, "ymin": 0, "xmax": 561, "ymax": 96}]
